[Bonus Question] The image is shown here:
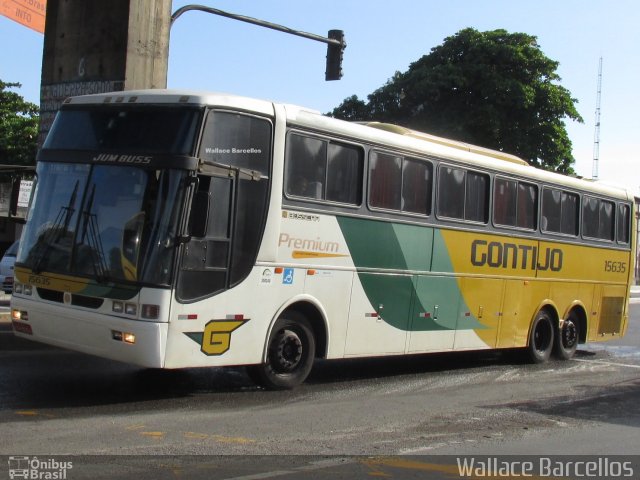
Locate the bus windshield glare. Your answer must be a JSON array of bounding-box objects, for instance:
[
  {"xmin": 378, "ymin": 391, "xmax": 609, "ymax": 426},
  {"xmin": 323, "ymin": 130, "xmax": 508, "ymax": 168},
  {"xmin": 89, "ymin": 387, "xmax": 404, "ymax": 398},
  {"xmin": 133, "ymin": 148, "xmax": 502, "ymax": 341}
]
[{"xmin": 17, "ymin": 162, "xmax": 188, "ymax": 286}]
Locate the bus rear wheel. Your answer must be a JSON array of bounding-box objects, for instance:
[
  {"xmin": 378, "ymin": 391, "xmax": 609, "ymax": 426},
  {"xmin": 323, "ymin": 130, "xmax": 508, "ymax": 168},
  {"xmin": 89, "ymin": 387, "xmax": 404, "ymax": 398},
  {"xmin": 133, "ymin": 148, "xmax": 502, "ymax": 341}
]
[
  {"xmin": 553, "ymin": 311, "xmax": 579, "ymax": 360},
  {"xmin": 527, "ymin": 310, "xmax": 555, "ymax": 364},
  {"xmin": 249, "ymin": 313, "xmax": 316, "ymax": 390}
]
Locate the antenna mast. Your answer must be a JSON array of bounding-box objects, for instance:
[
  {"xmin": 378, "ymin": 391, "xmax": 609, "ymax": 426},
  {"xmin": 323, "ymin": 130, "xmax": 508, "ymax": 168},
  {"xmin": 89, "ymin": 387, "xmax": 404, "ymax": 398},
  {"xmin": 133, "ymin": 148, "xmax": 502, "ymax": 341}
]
[{"xmin": 592, "ymin": 57, "xmax": 603, "ymax": 180}]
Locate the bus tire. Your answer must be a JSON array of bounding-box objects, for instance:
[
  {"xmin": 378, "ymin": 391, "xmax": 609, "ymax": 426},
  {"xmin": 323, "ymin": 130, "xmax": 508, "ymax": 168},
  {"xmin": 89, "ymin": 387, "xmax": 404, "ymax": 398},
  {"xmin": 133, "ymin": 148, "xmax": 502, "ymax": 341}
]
[
  {"xmin": 553, "ymin": 311, "xmax": 579, "ymax": 360},
  {"xmin": 249, "ymin": 313, "xmax": 316, "ymax": 390},
  {"xmin": 527, "ymin": 310, "xmax": 554, "ymax": 364}
]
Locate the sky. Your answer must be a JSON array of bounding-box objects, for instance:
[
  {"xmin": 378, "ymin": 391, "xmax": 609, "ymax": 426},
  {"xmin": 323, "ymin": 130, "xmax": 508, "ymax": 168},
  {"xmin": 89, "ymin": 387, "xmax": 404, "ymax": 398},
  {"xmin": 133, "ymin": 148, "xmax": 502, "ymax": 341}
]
[{"xmin": 1, "ymin": 0, "xmax": 639, "ymax": 194}]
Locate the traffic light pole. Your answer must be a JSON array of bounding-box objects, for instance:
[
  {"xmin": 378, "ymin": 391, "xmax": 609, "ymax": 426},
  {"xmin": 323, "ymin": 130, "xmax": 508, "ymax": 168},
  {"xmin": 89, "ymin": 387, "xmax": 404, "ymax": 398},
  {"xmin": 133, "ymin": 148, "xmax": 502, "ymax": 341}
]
[{"xmin": 170, "ymin": 4, "xmax": 345, "ymax": 80}]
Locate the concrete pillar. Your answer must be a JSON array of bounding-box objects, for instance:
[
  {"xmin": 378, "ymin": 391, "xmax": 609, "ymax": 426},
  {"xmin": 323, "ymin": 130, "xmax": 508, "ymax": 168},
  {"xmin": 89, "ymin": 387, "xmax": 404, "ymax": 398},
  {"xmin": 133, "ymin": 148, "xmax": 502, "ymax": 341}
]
[{"xmin": 39, "ymin": 0, "xmax": 172, "ymax": 146}]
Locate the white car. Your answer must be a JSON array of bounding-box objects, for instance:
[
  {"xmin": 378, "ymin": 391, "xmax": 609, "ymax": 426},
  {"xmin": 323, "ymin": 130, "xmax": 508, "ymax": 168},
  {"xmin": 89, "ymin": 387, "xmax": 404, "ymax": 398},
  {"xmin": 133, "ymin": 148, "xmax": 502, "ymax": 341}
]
[{"xmin": 0, "ymin": 240, "xmax": 19, "ymax": 294}]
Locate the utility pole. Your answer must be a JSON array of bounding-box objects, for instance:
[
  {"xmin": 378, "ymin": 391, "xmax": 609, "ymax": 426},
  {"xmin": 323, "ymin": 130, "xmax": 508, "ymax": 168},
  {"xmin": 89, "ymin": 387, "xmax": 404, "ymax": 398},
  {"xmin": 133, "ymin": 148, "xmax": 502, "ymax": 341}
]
[{"xmin": 592, "ymin": 57, "xmax": 603, "ymax": 180}]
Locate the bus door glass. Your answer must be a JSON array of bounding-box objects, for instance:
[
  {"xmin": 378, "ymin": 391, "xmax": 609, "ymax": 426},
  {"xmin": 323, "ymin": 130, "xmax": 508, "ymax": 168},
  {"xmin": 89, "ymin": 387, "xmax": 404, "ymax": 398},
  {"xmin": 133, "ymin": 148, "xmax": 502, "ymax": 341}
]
[{"xmin": 177, "ymin": 110, "xmax": 272, "ymax": 302}]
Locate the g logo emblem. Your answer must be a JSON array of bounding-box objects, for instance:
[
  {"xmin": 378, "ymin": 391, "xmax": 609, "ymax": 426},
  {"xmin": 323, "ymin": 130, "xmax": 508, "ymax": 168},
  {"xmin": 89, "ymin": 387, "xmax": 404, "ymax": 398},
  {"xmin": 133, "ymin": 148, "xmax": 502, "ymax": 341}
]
[{"xmin": 201, "ymin": 319, "xmax": 247, "ymax": 355}]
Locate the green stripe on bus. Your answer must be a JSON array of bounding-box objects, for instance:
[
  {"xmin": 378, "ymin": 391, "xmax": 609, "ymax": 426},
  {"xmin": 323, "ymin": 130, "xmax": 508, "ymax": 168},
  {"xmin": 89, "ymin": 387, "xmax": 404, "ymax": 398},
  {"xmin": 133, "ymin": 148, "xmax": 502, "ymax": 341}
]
[{"xmin": 337, "ymin": 216, "xmax": 485, "ymax": 332}]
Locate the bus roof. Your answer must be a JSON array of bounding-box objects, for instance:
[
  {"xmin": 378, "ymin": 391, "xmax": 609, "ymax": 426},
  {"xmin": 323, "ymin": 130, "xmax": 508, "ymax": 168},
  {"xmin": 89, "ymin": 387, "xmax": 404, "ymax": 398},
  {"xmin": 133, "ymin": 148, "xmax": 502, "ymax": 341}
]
[
  {"xmin": 62, "ymin": 89, "xmax": 633, "ymax": 202},
  {"xmin": 364, "ymin": 122, "xmax": 529, "ymax": 166},
  {"xmin": 62, "ymin": 89, "xmax": 276, "ymax": 117}
]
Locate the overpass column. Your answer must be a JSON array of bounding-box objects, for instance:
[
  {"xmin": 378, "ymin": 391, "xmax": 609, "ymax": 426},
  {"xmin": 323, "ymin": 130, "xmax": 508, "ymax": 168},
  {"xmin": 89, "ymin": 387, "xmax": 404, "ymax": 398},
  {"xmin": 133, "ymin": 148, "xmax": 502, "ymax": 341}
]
[{"xmin": 39, "ymin": 0, "xmax": 171, "ymax": 146}]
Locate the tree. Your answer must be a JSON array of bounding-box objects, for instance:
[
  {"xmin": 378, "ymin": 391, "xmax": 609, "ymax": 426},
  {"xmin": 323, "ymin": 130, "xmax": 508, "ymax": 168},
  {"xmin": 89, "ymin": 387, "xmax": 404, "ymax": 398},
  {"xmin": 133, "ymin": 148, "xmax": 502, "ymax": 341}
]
[
  {"xmin": 0, "ymin": 80, "xmax": 39, "ymax": 166},
  {"xmin": 329, "ymin": 28, "xmax": 583, "ymax": 173}
]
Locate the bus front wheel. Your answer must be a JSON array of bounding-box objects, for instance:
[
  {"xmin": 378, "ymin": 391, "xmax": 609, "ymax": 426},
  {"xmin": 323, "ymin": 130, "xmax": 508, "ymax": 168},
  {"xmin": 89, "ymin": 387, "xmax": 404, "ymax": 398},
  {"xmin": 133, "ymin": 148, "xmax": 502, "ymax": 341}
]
[
  {"xmin": 249, "ymin": 313, "xmax": 316, "ymax": 390},
  {"xmin": 527, "ymin": 310, "xmax": 555, "ymax": 364}
]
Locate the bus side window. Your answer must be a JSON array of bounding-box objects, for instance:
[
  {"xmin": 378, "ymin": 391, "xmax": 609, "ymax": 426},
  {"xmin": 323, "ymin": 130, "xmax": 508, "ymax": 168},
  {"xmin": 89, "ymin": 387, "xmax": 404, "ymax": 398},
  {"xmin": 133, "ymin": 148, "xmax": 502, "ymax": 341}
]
[
  {"xmin": 326, "ymin": 142, "xmax": 363, "ymax": 204},
  {"xmin": 402, "ymin": 158, "xmax": 432, "ymax": 216},
  {"xmin": 541, "ymin": 187, "xmax": 562, "ymax": 233},
  {"xmin": 285, "ymin": 134, "xmax": 326, "ymax": 200},
  {"xmin": 542, "ymin": 187, "xmax": 579, "ymax": 236},
  {"xmin": 437, "ymin": 166, "xmax": 488, "ymax": 223},
  {"xmin": 517, "ymin": 182, "xmax": 537, "ymax": 230},
  {"xmin": 617, "ymin": 203, "xmax": 631, "ymax": 244},
  {"xmin": 369, "ymin": 151, "xmax": 402, "ymax": 210},
  {"xmin": 560, "ymin": 192, "xmax": 579, "ymax": 236},
  {"xmin": 437, "ymin": 166, "xmax": 465, "ymax": 219},
  {"xmin": 465, "ymin": 171, "xmax": 489, "ymax": 223},
  {"xmin": 285, "ymin": 132, "xmax": 363, "ymax": 205},
  {"xmin": 493, "ymin": 178, "xmax": 517, "ymax": 226},
  {"xmin": 200, "ymin": 111, "xmax": 271, "ymax": 173}
]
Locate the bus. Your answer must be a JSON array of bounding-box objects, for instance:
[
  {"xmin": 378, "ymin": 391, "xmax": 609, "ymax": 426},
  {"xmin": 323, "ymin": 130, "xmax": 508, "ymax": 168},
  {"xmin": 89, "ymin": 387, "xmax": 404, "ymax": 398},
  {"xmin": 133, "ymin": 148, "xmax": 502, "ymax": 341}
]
[{"xmin": 11, "ymin": 90, "xmax": 636, "ymax": 389}]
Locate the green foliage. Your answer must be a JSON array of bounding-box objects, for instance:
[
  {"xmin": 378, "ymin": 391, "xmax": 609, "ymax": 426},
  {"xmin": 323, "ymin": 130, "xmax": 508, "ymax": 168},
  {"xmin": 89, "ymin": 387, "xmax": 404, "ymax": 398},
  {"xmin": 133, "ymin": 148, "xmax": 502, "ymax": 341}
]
[
  {"xmin": 0, "ymin": 80, "xmax": 39, "ymax": 166},
  {"xmin": 329, "ymin": 28, "xmax": 583, "ymax": 173}
]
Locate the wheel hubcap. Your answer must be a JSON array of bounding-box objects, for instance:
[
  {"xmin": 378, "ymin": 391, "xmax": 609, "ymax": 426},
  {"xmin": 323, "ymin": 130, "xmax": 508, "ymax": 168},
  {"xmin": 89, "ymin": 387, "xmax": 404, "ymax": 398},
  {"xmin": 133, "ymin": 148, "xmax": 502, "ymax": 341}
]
[
  {"xmin": 271, "ymin": 329, "xmax": 303, "ymax": 373},
  {"xmin": 562, "ymin": 320, "xmax": 578, "ymax": 348}
]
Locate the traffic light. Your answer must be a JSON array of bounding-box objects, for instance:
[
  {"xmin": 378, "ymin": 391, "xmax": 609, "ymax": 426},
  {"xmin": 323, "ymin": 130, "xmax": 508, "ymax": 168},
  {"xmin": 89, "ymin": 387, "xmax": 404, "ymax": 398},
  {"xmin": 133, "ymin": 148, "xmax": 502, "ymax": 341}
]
[{"xmin": 325, "ymin": 29, "xmax": 345, "ymax": 81}]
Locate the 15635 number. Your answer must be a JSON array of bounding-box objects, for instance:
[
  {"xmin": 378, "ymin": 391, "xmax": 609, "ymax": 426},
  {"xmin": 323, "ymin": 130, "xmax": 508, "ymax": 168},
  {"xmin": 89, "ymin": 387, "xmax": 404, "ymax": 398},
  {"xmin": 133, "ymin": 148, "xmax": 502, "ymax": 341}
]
[{"xmin": 604, "ymin": 260, "xmax": 627, "ymax": 273}]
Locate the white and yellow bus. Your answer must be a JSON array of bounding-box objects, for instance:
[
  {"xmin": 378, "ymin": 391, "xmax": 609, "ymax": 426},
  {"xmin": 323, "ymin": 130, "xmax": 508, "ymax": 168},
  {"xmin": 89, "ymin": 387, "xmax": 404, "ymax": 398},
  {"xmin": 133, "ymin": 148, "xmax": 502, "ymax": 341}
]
[{"xmin": 11, "ymin": 90, "xmax": 636, "ymax": 388}]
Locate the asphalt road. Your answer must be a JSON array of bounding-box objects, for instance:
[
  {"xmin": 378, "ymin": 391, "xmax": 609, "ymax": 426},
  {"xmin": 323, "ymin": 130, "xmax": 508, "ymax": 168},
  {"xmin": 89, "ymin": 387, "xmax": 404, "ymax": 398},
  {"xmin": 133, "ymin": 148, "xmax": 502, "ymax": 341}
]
[{"xmin": 0, "ymin": 291, "xmax": 639, "ymax": 478}]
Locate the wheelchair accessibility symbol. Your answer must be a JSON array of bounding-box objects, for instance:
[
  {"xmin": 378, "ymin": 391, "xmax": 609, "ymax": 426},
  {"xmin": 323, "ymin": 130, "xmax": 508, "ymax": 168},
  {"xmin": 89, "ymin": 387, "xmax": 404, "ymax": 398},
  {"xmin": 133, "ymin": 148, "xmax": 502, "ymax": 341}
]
[{"xmin": 283, "ymin": 268, "xmax": 294, "ymax": 285}]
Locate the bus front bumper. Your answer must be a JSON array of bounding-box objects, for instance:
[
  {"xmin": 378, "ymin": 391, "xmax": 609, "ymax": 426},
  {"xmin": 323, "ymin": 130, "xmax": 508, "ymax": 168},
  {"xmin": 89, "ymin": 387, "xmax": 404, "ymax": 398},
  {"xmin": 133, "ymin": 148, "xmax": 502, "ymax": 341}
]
[{"xmin": 10, "ymin": 296, "xmax": 168, "ymax": 368}]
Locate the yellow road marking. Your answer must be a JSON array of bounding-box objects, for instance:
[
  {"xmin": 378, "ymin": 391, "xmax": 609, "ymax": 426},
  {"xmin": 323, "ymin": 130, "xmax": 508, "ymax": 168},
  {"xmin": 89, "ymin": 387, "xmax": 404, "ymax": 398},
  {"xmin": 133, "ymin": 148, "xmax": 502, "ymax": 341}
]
[
  {"xmin": 183, "ymin": 431, "xmax": 209, "ymax": 440},
  {"xmin": 14, "ymin": 410, "xmax": 55, "ymax": 418},
  {"xmin": 182, "ymin": 431, "xmax": 256, "ymax": 444},
  {"xmin": 211, "ymin": 434, "xmax": 255, "ymax": 444},
  {"xmin": 125, "ymin": 424, "xmax": 146, "ymax": 430}
]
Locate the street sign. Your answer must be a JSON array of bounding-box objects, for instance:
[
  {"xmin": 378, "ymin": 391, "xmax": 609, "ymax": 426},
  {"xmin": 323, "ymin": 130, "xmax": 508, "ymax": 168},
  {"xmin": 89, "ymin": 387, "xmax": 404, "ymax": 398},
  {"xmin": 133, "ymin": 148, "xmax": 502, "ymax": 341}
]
[
  {"xmin": 1, "ymin": 0, "xmax": 46, "ymax": 33},
  {"xmin": 17, "ymin": 180, "xmax": 32, "ymax": 208}
]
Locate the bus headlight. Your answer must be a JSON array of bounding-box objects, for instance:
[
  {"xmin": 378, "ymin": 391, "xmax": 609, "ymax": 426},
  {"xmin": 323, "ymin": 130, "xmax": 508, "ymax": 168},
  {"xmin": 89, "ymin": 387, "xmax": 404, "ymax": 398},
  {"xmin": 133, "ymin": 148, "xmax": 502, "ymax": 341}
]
[
  {"xmin": 123, "ymin": 332, "xmax": 136, "ymax": 344},
  {"xmin": 112, "ymin": 330, "xmax": 136, "ymax": 344},
  {"xmin": 13, "ymin": 283, "xmax": 32, "ymax": 295},
  {"xmin": 125, "ymin": 303, "xmax": 137, "ymax": 316},
  {"xmin": 112, "ymin": 301, "xmax": 137, "ymax": 316},
  {"xmin": 112, "ymin": 301, "xmax": 156, "ymax": 318}
]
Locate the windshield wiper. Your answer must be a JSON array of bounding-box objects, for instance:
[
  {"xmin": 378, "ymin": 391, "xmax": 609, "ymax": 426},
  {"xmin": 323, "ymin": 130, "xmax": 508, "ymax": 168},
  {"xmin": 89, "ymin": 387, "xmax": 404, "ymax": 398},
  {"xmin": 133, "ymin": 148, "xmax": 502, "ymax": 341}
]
[
  {"xmin": 76, "ymin": 184, "xmax": 109, "ymax": 282},
  {"xmin": 32, "ymin": 181, "xmax": 79, "ymax": 274}
]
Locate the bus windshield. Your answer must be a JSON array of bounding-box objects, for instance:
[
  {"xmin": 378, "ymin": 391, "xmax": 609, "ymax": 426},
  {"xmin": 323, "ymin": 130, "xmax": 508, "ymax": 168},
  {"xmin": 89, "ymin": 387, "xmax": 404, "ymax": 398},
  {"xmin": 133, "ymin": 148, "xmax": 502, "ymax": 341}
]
[{"xmin": 18, "ymin": 162, "xmax": 189, "ymax": 286}]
